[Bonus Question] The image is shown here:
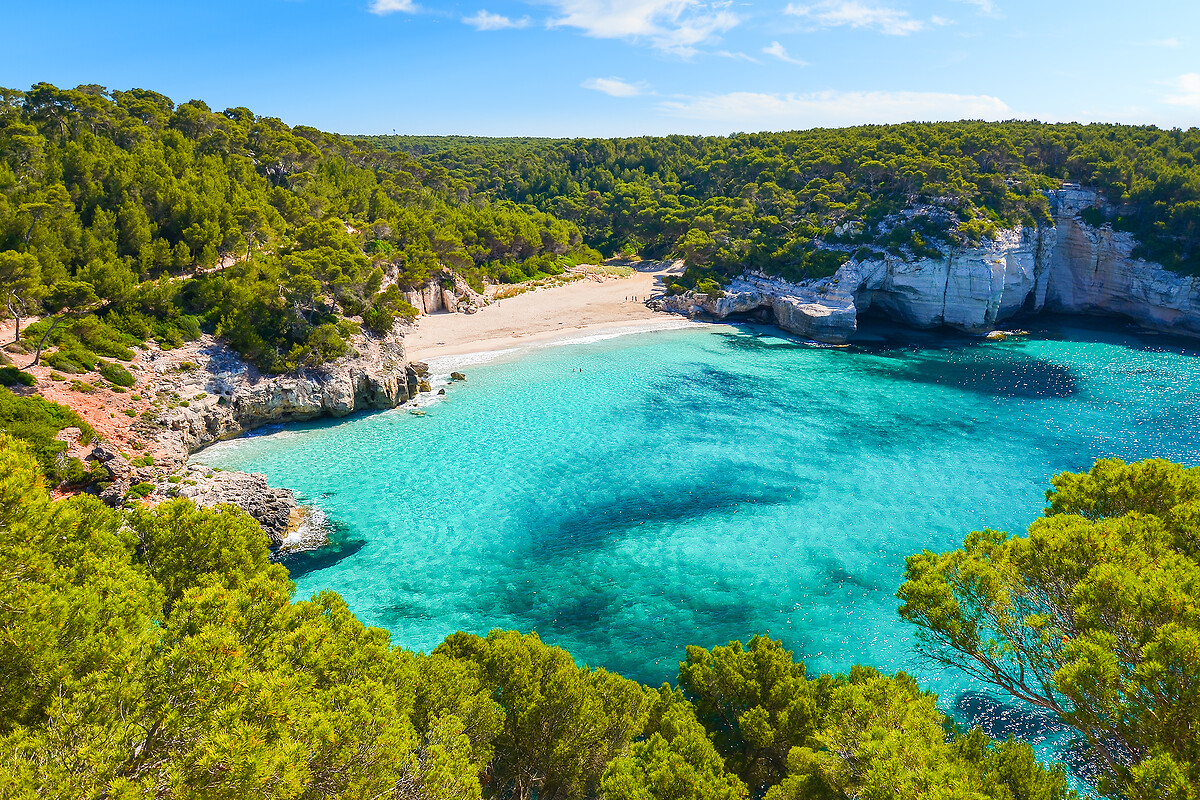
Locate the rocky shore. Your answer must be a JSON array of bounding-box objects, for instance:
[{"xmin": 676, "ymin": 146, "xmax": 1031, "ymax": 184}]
[
  {"xmin": 78, "ymin": 328, "xmax": 428, "ymax": 545},
  {"xmin": 654, "ymin": 187, "xmax": 1200, "ymax": 343}
]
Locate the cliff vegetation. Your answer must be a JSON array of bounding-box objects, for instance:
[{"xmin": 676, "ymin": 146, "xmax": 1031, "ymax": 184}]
[{"xmin": 374, "ymin": 122, "xmax": 1200, "ymax": 285}]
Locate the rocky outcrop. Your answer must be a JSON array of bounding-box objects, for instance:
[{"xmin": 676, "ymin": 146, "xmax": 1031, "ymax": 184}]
[
  {"xmin": 1040, "ymin": 188, "xmax": 1200, "ymax": 335},
  {"xmin": 150, "ymin": 330, "xmax": 417, "ymax": 455},
  {"xmin": 834, "ymin": 225, "xmax": 1050, "ymax": 332},
  {"xmin": 653, "ymin": 277, "xmax": 859, "ymax": 343},
  {"xmin": 109, "ymin": 328, "xmax": 421, "ymax": 541},
  {"xmin": 405, "ymin": 272, "xmax": 487, "ymax": 315},
  {"xmin": 89, "ymin": 443, "xmax": 133, "ymax": 505},
  {"xmin": 176, "ymin": 466, "xmax": 299, "ymax": 546},
  {"xmin": 656, "ymin": 187, "xmax": 1200, "ymax": 342}
]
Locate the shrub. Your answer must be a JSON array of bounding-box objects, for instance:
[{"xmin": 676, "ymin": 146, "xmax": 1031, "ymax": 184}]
[
  {"xmin": 126, "ymin": 482, "xmax": 155, "ymax": 500},
  {"xmin": 0, "ymin": 387, "xmax": 95, "ymax": 477},
  {"xmin": 97, "ymin": 360, "xmax": 136, "ymax": 387},
  {"xmin": 60, "ymin": 456, "xmax": 91, "ymax": 486},
  {"xmin": 43, "ymin": 347, "xmax": 98, "ymax": 374},
  {"xmin": 0, "ymin": 367, "xmax": 35, "ymax": 387},
  {"xmin": 1080, "ymin": 206, "xmax": 1107, "ymax": 228},
  {"xmin": 69, "ymin": 380, "xmax": 95, "ymax": 393}
]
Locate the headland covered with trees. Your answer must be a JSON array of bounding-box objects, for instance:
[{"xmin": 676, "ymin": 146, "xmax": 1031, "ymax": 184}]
[
  {"xmin": 372, "ymin": 123, "xmax": 1200, "ymax": 288},
  {"xmin": 0, "ymin": 82, "xmax": 1199, "ymax": 798}
]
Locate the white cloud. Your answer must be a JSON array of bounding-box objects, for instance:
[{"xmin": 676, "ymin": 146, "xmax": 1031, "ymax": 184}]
[
  {"xmin": 1144, "ymin": 37, "xmax": 1180, "ymax": 48},
  {"xmin": 543, "ymin": 0, "xmax": 739, "ymax": 55},
  {"xmin": 716, "ymin": 50, "xmax": 759, "ymax": 63},
  {"xmin": 369, "ymin": 0, "xmax": 417, "ymax": 15},
  {"xmin": 1165, "ymin": 73, "xmax": 1200, "ymax": 108},
  {"xmin": 583, "ymin": 76, "xmax": 651, "ymax": 97},
  {"xmin": 463, "ymin": 10, "xmax": 531, "ymax": 29},
  {"xmin": 660, "ymin": 89, "xmax": 1011, "ymax": 128},
  {"xmin": 762, "ymin": 41, "xmax": 808, "ymax": 65},
  {"xmin": 784, "ymin": 1, "xmax": 925, "ymax": 35},
  {"xmin": 953, "ymin": 0, "xmax": 998, "ymax": 16}
]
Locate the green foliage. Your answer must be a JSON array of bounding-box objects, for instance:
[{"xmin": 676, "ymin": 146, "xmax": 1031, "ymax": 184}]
[
  {"xmin": 96, "ymin": 359, "xmax": 135, "ymax": 386},
  {"xmin": 0, "ymin": 436, "xmax": 492, "ymax": 798},
  {"xmin": 0, "ymin": 365, "xmax": 34, "ymax": 386},
  {"xmin": 0, "ymin": 434, "xmax": 1085, "ymax": 799},
  {"xmin": 127, "ymin": 498, "xmax": 278, "ymax": 610},
  {"xmin": 0, "ymin": 386, "xmax": 94, "ymax": 480},
  {"xmin": 436, "ymin": 629, "xmax": 651, "ymax": 800},
  {"xmin": 0, "ymin": 83, "xmax": 591, "ymax": 374},
  {"xmin": 679, "ymin": 635, "xmax": 819, "ymax": 791},
  {"xmin": 681, "ymin": 637, "xmax": 1073, "ymax": 800},
  {"xmin": 600, "ymin": 685, "xmax": 748, "ymax": 800},
  {"xmin": 375, "ymin": 122, "xmax": 1200, "ymax": 278},
  {"xmin": 898, "ymin": 457, "xmax": 1200, "ymax": 797}
]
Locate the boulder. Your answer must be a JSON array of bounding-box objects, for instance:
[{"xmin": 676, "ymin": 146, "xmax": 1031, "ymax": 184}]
[{"xmin": 89, "ymin": 443, "xmax": 132, "ymax": 505}]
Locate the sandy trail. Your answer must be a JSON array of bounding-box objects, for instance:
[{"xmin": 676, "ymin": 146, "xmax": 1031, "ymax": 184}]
[{"xmin": 403, "ymin": 261, "xmax": 687, "ymax": 361}]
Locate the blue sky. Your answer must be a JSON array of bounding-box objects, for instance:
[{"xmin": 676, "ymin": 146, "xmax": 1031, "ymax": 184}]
[{"xmin": 3, "ymin": 1, "xmax": 1197, "ymax": 136}]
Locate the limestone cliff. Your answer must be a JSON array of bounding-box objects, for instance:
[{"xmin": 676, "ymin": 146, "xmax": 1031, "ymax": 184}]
[
  {"xmin": 92, "ymin": 330, "xmax": 422, "ymax": 545},
  {"xmin": 656, "ymin": 187, "xmax": 1200, "ymax": 343},
  {"xmin": 404, "ymin": 272, "xmax": 488, "ymax": 315},
  {"xmin": 151, "ymin": 330, "xmax": 418, "ymax": 455}
]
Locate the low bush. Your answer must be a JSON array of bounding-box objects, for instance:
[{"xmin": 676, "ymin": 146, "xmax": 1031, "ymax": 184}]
[
  {"xmin": 97, "ymin": 360, "xmax": 136, "ymax": 387},
  {"xmin": 0, "ymin": 367, "xmax": 35, "ymax": 387},
  {"xmin": 0, "ymin": 387, "xmax": 95, "ymax": 479},
  {"xmin": 126, "ymin": 481, "xmax": 155, "ymax": 500}
]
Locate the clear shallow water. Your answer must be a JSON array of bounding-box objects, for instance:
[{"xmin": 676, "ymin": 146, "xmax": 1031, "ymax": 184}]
[{"xmin": 197, "ymin": 316, "xmax": 1200, "ymax": 779}]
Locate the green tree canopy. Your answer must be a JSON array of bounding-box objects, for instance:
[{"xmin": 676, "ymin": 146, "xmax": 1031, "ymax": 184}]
[{"xmin": 899, "ymin": 458, "xmax": 1200, "ymax": 799}]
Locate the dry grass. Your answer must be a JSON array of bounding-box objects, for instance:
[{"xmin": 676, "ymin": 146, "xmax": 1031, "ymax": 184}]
[
  {"xmin": 491, "ymin": 273, "xmax": 586, "ymax": 300},
  {"xmin": 571, "ymin": 264, "xmax": 636, "ymax": 278}
]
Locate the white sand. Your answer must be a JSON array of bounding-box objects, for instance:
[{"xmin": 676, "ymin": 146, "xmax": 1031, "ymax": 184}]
[{"xmin": 403, "ymin": 261, "xmax": 688, "ymax": 361}]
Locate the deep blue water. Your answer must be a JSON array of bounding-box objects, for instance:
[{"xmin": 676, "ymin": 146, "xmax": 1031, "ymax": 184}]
[{"xmin": 196, "ymin": 316, "xmax": 1200, "ymax": 783}]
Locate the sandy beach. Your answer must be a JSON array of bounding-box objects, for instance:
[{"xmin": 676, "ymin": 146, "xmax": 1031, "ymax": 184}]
[{"xmin": 402, "ymin": 261, "xmax": 688, "ymax": 362}]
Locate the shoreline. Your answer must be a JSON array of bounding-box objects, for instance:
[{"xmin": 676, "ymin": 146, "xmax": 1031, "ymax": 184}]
[
  {"xmin": 402, "ymin": 260, "xmax": 685, "ymax": 363},
  {"xmin": 418, "ymin": 317, "xmax": 705, "ymax": 371}
]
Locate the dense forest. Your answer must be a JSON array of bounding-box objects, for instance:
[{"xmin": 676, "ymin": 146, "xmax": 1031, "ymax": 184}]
[
  {"xmin": 0, "ymin": 83, "xmax": 597, "ymax": 375},
  {"xmin": 3, "ymin": 387, "xmax": 1199, "ymax": 798},
  {"xmin": 372, "ymin": 123, "xmax": 1200, "ymax": 285}
]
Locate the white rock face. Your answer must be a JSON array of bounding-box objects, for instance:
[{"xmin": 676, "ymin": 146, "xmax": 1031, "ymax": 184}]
[
  {"xmin": 657, "ymin": 187, "xmax": 1200, "ymax": 341},
  {"xmin": 150, "ymin": 331, "xmax": 418, "ymax": 456},
  {"xmin": 836, "ymin": 226, "xmax": 1047, "ymax": 332},
  {"xmin": 405, "ymin": 272, "xmax": 487, "ymax": 315},
  {"xmin": 1042, "ymin": 192, "xmax": 1200, "ymax": 335},
  {"xmin": 654, "ymin": 273, "xmax": 859, "ymax": 343}
]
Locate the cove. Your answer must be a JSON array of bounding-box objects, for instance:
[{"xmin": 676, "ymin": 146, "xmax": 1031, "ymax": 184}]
[{"xmin": 195, "ymin": 316, "xmax": 1200, "ymax": 763}]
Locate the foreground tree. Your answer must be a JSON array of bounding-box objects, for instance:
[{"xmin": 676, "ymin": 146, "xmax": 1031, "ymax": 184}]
[
  {"xmin": 898, "ymin": 458, "xmax": 1200, "ymax": 798},
  {"xmin": 436, "ymin": 629, "xmax": 650, "ymax": 800},
  {"xmin": 679, "ymin": 636, "xmax": 1073, "ymax": 800}
]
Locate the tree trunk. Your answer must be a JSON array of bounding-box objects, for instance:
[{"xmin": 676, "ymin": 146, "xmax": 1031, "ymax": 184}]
[
  {"xmin": 5, "ymin": 296, "xmax": 21, "ymax": 343},
  {"xmin": 28, "ymin": 315, "xmax": 62, "ymax": 367}
]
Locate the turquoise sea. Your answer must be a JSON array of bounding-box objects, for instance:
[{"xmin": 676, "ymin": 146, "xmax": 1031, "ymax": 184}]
[{"xmin": 196, "ymin": 316, "xmax": 1200, "ymax": 779}]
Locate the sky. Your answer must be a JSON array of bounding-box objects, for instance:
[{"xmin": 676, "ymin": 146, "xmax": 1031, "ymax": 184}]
[{"xmin": 2, "ymin": 0, "xmax": 1198, "ymax": 137}]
